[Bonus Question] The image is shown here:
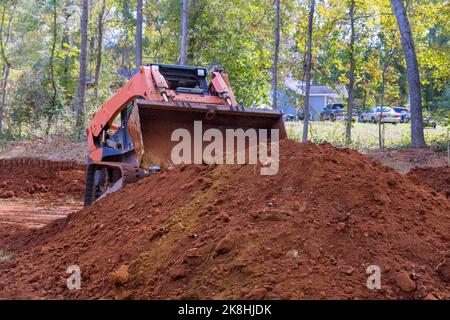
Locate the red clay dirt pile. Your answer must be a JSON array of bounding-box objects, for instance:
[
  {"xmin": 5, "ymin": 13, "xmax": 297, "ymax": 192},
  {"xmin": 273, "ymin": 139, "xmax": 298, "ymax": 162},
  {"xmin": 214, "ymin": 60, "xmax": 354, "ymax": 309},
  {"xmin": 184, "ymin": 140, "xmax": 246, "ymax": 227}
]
[
  {"xmin": 0, "ymin": 140, "xmax": 449, "ymax": 300},
  {"xmin": 407, "ymin": 166, "xmax": 450, "ymax": 199},
  {"xmin": 0, "ymin": 158, "xmax": 85, "ymax": 201}
]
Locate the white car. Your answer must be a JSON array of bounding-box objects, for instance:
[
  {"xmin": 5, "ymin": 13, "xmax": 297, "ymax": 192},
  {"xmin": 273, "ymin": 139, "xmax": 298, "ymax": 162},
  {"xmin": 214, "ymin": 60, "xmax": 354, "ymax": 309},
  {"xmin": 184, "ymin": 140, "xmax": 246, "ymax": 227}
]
[{"xmin": 359, "ymin": 107, "xmax": 402, "ymax": 124}]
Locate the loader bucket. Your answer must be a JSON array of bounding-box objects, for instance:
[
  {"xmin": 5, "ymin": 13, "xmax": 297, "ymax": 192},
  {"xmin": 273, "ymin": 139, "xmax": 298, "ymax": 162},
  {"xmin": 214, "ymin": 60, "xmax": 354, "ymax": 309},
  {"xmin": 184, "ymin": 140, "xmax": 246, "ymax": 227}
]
[{"xmin": 127, "ymin": 99, "xmax": 287, "ymax": 169}]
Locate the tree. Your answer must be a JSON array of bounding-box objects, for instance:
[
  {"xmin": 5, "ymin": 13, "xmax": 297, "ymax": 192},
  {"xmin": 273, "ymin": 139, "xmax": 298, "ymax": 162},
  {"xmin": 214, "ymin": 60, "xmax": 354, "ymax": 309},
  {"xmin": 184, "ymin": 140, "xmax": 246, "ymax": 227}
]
[
  {"xmin": 94, "ymin": 0, "xmax": 106, "ymax": 86},
  {"xmin": 0, "ymin": 0, "xmax": 17, "ymax": 133},
  {"xmin": 345, "ymin": 0, "xmax": 355, "ymax": 145},
  {"xmin": 272, "ymin": 0, "xmax": 280, "ymax": 110},
  {"xmin": 391, "ymin": 0, "xmax": 425, "ymax": 148},
  {"xmin": 75, "ymin": 0, "xmax": 88, "ymax": 138},
  {"xmin": 47, "ymin": 0, "xmax": 58, "ymax": 135},
  {"xmin": 179, "ymin": 0, "xmax": 188, "ymax": 65},
  {"xmin": 136, "ymin": 0, "xmax": 143, "ymax": 67},
  {"xmin": 0, "ymin": 0, "xmax": 445, "ymax": 141},
  {"xmin": 121, "ymin": 1, "xmax": 132, "ymax": 73},
  {"xmin": 376, "ymin": 28, "xmax": 397, "ymax": 150},
  {"xmin": 378, "ymin": 51, "xmax": 393, "ymax": 150},
  {"xmin": 302, "ymin": 0, "xmax": 315, "ymax": 142}
]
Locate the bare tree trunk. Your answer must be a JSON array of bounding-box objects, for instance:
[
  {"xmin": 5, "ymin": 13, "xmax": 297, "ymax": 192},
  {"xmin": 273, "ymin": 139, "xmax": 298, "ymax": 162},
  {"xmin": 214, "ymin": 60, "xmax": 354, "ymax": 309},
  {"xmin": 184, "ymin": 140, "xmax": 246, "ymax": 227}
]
[
  {"xmin": 136, "ymin": 0, "xmax": 143, "ymax": 68},
  {"xmin": 0, "ymin": 2, "xmax": 16, "ymax": 134},
  {"xmin": 76, "ymin": 0, "xmax": 89, "ymax": 138},
  {"xmin": 362, "ymin": 87, "xmax": 367, "ymax": 109},
  {"xmin": 0, "ymin": 64, "xmax": 9, "ymax": 133},
  {"xmin": 378, "ymin": 68, "xmax": 387, "ymax": 150},
  {"xmin": 391, "ymin": 0, "xmax": 425, "ymax": 148},
  {"xmin": 179, "ymin": 0, "xmax": 188, "ymax": 65},
  {"xmin": 302, "ymin": 0, "xmax": 315, "ymax": 142},
  {"xmin": 345, "ymin": 0, "xmax": 355, "ymax": 146},
  {"xmin": 378, "ymin": 49, "xmax": 394, "ymax": 150},
  {"xmin": 272, "ymin": 0, "xmax": 280, "ymax": 110},
  {"xmin": 47, "ymin": 0, "xmax": 58, "ymax": 136},
  {"xmin": 148, "ymin": 10, "xmax": 163, "ymax": 62},
  {"xmin": 94, "ymin": 0, "xmax": 106, "ymax": 86},
  {"xmin": 123, "ymin": 1, "xmax": 131, "ymax": 73},
  {"xmin": 61, "ymin": 18, "xmax": 70, "ymax": 96}
]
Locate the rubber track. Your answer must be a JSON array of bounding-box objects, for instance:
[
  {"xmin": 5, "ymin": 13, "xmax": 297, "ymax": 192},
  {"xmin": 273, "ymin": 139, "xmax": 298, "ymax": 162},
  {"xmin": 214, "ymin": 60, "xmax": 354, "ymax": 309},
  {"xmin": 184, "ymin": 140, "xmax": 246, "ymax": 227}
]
[{"xmin": 83, "ymin": 165, "xmax": 96, "ymax": 206}]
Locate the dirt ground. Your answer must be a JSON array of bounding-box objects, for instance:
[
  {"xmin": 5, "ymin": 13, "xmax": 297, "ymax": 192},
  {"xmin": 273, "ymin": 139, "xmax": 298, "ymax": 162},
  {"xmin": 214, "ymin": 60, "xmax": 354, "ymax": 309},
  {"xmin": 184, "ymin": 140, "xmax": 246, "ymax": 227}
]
[
  {"xmin": 0, "ymin": 138, "xmax": 86, "ymax": 163},
  {"xmin": 0, "ymin": 140, "xmax": 449, "ymax": 300},
  {"xmin": 0, "ymin": 158, "xmax": 85, "ymax": 200},
  {"xmin": 366, "ymin": 148, "xmax": 448, "ymax": 174},
  {"xmin": 0, "ymin": 200, "xmax": 82, "ymax": 229},
  {"xmin": 407, "ymin": 166, "xmax": 450, "ymax": 199},
  {"xmin": 0, "ymin": 158, "xmax": 85, "ymax": 229}
]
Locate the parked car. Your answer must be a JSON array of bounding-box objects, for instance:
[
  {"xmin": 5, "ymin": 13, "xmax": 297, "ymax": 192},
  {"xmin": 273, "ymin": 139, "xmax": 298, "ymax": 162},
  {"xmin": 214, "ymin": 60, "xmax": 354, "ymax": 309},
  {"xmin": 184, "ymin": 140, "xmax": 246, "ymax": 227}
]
[
  {"xmin": 297, "ymin": 108, "xmax": 313, "ymax": 121},
  {"xmin": 320, "ymin": 103, "xmax": 345, "ymax": 121},
  {"xmin": 342, "ymin": 109, "xmax": 359, "ymax": 122},
  {"xmin": 283, "ymin": 113, "xmax": 296, "ymax": 122},
  {"xmin": 422, "ymin": 113, "xmax": 438, "ymax": 128},
  {"xmin": 359, "ymin": 107, "xmax": 402, "ymax": 124},
  {"xmin": 423, "ymin": 118, "xmax": 437, "ymax": 128},
  {"xmin": 392, "ymin": 107, "xmax": 410, "ymax": 123}
]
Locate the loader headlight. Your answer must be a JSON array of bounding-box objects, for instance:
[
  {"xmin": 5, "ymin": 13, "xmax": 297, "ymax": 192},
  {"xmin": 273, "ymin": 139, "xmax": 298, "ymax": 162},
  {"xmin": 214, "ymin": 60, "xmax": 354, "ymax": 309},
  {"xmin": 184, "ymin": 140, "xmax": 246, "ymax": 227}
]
[{"xmin": 197, "ymin": 69, "xmax": 206, "ymax": 77}]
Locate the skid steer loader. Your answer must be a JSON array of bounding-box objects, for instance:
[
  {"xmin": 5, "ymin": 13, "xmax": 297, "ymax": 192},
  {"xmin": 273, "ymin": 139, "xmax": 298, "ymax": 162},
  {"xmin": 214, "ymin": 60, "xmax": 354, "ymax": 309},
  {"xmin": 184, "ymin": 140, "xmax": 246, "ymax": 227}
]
[{"xmin": 84, "ymin": 63, "xmax": 286, "ymax": 205}]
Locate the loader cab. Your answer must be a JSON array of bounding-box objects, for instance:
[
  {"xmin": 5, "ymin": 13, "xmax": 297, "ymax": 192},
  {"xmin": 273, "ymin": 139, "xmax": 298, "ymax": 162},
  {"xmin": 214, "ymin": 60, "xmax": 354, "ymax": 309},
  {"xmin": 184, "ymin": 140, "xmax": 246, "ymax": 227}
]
[{"xmin": 149, "ymin": 63, "xmax": 209, "ymax": 95}]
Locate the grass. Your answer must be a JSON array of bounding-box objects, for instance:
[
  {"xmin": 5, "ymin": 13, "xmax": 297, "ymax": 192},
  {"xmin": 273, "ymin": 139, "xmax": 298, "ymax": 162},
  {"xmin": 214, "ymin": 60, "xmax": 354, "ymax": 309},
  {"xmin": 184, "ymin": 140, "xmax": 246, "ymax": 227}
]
[
  {"xmin": 286, "ymin": 121, "xmax": 449, "ymax": 151},
  {"xmin": 0, "ymin": 249, "xmax": 14, "ymax": 261}
]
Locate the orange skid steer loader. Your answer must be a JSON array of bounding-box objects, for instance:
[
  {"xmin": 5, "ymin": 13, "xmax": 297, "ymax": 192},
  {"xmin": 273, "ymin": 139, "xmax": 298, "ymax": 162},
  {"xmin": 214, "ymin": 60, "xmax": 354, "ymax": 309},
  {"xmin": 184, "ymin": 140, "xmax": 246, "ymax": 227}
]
[{"xmin": 84, "ymin": 63, "xmax": 286, "ymax": 205}]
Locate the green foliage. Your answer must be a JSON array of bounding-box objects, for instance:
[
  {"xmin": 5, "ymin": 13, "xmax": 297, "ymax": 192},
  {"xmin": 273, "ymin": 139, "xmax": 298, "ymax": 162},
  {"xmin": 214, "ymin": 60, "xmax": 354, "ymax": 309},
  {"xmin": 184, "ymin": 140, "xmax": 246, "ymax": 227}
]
[
  {"xmin": 0, "ymin": 0, "xmax": 447, "ymax": 145},
  {"xmin": 5, "ymin": 70, "xmax": 64, "ymax": 137},
  {"xmin": 428, "ymin": 84, "xmax": 450, "ymax": 127}
]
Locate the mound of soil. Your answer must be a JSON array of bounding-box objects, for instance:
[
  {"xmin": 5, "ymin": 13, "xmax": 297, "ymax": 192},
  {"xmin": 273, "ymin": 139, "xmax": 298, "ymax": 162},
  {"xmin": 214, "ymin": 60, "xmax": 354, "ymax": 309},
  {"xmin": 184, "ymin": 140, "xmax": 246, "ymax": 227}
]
[
  {"xmin": 407, "ymin": 166, "xmax": 450, "ymax": 199},
  {"xmin": 0, "ymin": 159, "xmax": 85, "ymax": 201},
  {"xmin": 0, "ymin": 140, "xmax": 449, "ymax": 300}
]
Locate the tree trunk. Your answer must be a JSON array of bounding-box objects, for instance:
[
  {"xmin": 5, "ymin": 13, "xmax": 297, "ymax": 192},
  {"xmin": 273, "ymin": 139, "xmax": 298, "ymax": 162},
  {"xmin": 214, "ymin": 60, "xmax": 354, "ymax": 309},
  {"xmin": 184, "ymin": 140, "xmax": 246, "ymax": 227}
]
[
  {"xmin": 302, "ymin": 0, "xmax": 315, "ymax": 142},
  {"xmin": 0, "ymin": 64, "xmax": 9, "ymax": 133},
  {"xmin": 148, "ymin": 11, "xmax": 163, "ymax": 62},
  {"xmin": 179, "ymin": 0, "xmax": 188, "ymax": 65},
  {"xmin": 94, "ymin": 0, "xmax": 106, "ymax": 86},
  {"xmin": 272, "ymin": 0, "xmax": 280, "ymax": 110},
  {"xmin": 47, "ymin": 0, "xmax": 58, "ymax": 136},
  {"xmin": 122, "ymin": 1, "xmax": 131, "ymax": 73},
  {"xmin": 61, "ymin": 20, "xmax": 70, "ymax": 96},
  {"xmin": 378, "ymin": 68, "xmax": 387, "ymax": 150},
  {"xmin": 345, "ymin": 0, "xmax": 355, "ymax": 146},
  {"xmin": 136, "ymin": 0, "xmax": 143, "ymax": 68},
  {"xmin": 362, "ymin": 87, "xmax": 367, "ymax": 109},
  {"xmin": 0, "ymin": 2, "xmax": 16, "ymax": 133},
  {"xmin": 391, "ymin": 0, "xmax": 425, "ymax": 148},
  {"xmin": 378, "ymin": 49, "xmax": 394, "ymax": 150},
  {"xmin": 76, "ymin": 0, "xmax": 89, "ymax": 138}
]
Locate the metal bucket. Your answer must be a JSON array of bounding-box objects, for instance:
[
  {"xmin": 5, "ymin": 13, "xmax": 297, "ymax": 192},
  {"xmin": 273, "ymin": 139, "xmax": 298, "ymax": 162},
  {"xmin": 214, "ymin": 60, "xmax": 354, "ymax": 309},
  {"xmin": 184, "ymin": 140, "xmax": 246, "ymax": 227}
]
[{"xmin": 127, "ymin": 99, "xmax": 287, "ymax": 169}]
